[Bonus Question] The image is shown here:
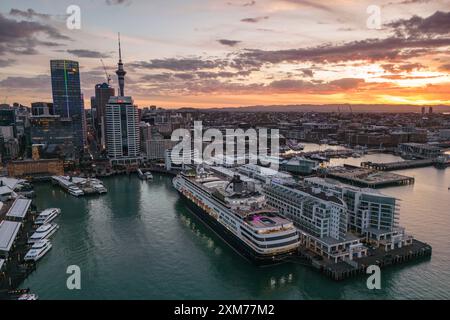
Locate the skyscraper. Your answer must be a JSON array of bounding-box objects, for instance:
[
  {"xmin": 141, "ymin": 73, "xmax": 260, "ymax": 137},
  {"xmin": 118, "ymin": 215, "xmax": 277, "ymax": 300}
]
[
  {"xmin": 50, "ymin": 60, "xmax": 85, "ymax": 151},
  {"xmin": 116, "ymin": 33, "xmax": 126, "ymax": 97},
  {"xmin": 92, "ymin": 83, "xmax": 115, "ymax": 148},
  {"xmin": 105, "ymin": 34, "xmax": 140, "ymax": 164},
  {"xmin": 105, "ymin": 97, "xmax": 140, "ymax": 163}
]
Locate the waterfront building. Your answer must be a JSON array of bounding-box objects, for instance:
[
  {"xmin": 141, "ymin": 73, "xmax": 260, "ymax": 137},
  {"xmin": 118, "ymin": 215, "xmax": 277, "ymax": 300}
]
[
  {"xmin": 280, "ymin": 157, "xmax": 318, "ymax": 175},
  {"xmin": 5, "ymin": 197, "xmax": 32, "ymax": 222},
  {"xmin": 50, "ymin": 60, "xmax": 86, "ymax": 150},
  {"xmin": 144, "ymin": 138, "xmax": 177, "ymax": 161},
  {"xmin": 304, "ymin": 177, "xmax": 413, "ymax": 250},
  {"xmin": 164, "ymin": 148, "xmax": 200, "ymax": 171},
  {"xmin": 7, "ymin": 159, "xmax": 64, "ymax": 179},
  {"xmin": 263, "ymin": 181, "xmax": 367, "ymax": 262},
  {"xmin": 92, "ymin": 83, "xmax": 115, "ymax": 148},
  {"xmin": 0, "ymin": 220, "xmax": 22, "ymax": 259},
  {"xmin": 0, "ymin": 138, "xmax": 20, "ymax": 161},
  {"xmin": 140, "ymin": 122, "xmax": 176, "ymax": 160},
  {"xmin": 104, "ymin": 36, "xmax": 141, "ymax": 165},
  {"xmin": 105, "ymin": 97, "xmax": 140, "ymax": 164},
  {"xmin": 30, "ymin": 114, "xmax": 74, "ymax": 158},
  {"xmin": 237, "ymin": 164, "xmax": 295, "ymax": 185},
  {"xmin": 398, "ymin": 143, "xmax": 442, "ymax": 159},
  {"xmin": 0, "ymin": 186, "xmax": 15, "ymax": 202}
]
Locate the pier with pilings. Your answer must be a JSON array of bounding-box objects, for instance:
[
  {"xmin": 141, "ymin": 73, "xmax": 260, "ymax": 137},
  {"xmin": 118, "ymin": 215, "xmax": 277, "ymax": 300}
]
[
  {"xmin": 361, "ymin": 159, "xmax": 435, "ymax": 171},
  {"xmin": 362, "ymin": 157, "xmax": 450, "ymax": 171},
  {"xmin": 300, "ymin": 239, "xmax": 432, "ymax": 281},
  {"xmin": 324, "ymin": 165, "xmax": 415, "ymax": 188}
]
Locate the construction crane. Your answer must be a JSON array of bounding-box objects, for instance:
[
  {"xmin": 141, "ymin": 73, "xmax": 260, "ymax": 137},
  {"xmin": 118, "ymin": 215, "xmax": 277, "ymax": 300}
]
[{"xmin": 100, "ymin": 59, "xmax": 112, "ymax": 85}]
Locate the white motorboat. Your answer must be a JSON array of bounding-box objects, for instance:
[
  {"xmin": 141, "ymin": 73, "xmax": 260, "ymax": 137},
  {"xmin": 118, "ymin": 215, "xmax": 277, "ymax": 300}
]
[
  {"xmin": 28, "ymin": 223, "xmax": 59, "ymax": 244},
  {"xmin": 35, "ymin": 208, "xmax": 61, "ymax": 225},
  {"xmin": 24, "ymin": 240, "xmax": 52, "ymax": 261},
  {"xmin": 144, "ymin": 172, "xmax": 153, "ymax": 180},
  {"xmin": 17, "ymin": 294, "xmax": 39, "ymax": 300},
  {"xmin": 68, "ymin": 186, "xmax": 84, "ymax": 197}
]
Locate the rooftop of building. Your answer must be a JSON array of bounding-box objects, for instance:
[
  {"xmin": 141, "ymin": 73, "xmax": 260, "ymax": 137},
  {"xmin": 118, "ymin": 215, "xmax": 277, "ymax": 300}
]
[{"xmin": 107, "ymin": 96, "xmax": 133, "ymax": 104}]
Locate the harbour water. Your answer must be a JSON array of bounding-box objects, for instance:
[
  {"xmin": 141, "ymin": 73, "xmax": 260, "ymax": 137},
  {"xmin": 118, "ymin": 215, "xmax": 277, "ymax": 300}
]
[{"xmin": 22, "ymin": 153, "xmax": 450, "ymax": 300}]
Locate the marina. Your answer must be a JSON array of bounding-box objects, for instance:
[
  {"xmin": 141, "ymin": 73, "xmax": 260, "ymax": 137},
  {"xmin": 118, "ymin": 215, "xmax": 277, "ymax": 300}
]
[{"xmin": 0, "ymin": 181, "xmax": 61, "ymax": 300}]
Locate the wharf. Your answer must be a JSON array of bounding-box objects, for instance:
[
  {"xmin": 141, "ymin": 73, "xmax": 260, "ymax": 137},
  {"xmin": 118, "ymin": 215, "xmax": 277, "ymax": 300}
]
[
  {"xmin": 324, "ymin": 165, "xmax": 414, "ymax": 188},
  {"xmin": 299, "ymin": 239, "xmax": 432, "ymax": 281},
  {"xmin": 286, "ymin": 149, "xmax": 356, "ymax": 160},
  {"xmin": 51, "ymin": 176, "xmax": 107, "ymax": 196},
  {"xmin": 361, "ymin": 158, "xmax": 449, "ymax": 171},
  {"xmin": 0, "ymin": 203, "xmax": 38, "ymax": 299},
  {"xmin": 139, "ymin": 166, "xmax": 178, "ymax": 176}
]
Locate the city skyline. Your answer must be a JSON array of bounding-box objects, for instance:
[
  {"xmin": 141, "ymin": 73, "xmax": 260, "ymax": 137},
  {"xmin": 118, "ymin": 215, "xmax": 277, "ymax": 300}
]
[{"xmin": 0, "ymin": 0, "xmax": 450, "ymax": 108}]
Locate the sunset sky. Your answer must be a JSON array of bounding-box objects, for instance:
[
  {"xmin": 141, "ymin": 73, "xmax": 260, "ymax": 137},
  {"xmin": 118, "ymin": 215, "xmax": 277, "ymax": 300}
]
[{"xmin": 0, "ymin": 0, "xmax": 449, "ymax": 108}]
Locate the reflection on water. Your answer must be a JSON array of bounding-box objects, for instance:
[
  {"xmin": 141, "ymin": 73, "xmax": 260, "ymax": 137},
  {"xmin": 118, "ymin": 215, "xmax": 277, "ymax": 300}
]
[{"xmin": 21, "ymin": 164, "xmax": 450, "ymax": 300}]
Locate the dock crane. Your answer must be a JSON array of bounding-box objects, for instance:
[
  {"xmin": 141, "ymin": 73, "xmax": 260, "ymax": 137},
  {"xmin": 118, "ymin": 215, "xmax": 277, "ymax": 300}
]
[{"xmin": 100, "ymin": 59, "xmax": 112, "ymax": 85}]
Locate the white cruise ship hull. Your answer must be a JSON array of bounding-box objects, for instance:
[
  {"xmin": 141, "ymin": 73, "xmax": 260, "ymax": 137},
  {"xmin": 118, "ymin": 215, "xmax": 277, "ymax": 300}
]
[{"xmin": 177, "ymin": 191, "xmax": 297, "ymax": 265}]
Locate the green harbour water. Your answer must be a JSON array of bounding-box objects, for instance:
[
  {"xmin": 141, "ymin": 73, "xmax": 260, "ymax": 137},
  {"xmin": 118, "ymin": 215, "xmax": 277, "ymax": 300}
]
[{"xmin": 22, "ymin": 153, "xmax": 450, "ymax": 300}]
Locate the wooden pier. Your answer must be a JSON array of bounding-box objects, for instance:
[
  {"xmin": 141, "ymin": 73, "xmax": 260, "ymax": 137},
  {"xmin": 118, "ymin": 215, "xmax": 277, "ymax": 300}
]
[
  {"xmin": 362, "ymin": 157, "xmax": 450, "ymax": 171},
  {"xmin": 0, "ymin": 209, "xmax": 38, "ymax": 300},
  {"xmin": 361, "ymin": 159, "xmax": 435, "ymax": 171},
  {"xmin": 324, "ymin": 165, "xmax": 415, "ymax": 188},
  {"xmin": 300, "ymin": 239, "xmax": 432, "ymax": 281}
]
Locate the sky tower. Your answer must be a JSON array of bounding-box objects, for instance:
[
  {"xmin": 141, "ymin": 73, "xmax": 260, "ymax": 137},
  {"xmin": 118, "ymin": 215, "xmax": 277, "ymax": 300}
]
[{"xmin": 116, "ymin": 33, "xmax": 127, "ymax": 97}]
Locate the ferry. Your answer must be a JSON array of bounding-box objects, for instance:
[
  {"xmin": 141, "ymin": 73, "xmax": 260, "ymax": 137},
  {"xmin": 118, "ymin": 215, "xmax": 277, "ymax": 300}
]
[
  {"xmin": 173, "ymin": 168, "xmax": 300, "ymax": 265},
  {"xmin": 144, "ymin": 172, "xmax": 153, "ymax": 180},
  {"xmin": 68, "ymin": 186, "xmax": 84, "ymax": 197},
  {"xmin": 138, "ymin": 168, "xmax": 153, "ymax": 180},
  {"xmin": 24, "ymin": 240, "xmax": 52, "ymax": 261},
  {"xmin": 35, "ymin": 208, "xmax": 61, "ymax": 225},
  {"xmin": 28, "ymin": 223, "xmax": 59, "ymax": 244},
  {"xmin": 17, "ymin": 294, "xmax": 38, "ymax": 300},
  {"xmin": 92, "ymin": 181, "xmax": 108, "ymax": 194}
]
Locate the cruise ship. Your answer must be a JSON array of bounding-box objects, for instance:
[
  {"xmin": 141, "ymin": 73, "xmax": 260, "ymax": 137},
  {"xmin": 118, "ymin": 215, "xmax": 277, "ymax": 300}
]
[{"xmin": 173, "ymin": 168, "xmax": 300, "ymax": 264}]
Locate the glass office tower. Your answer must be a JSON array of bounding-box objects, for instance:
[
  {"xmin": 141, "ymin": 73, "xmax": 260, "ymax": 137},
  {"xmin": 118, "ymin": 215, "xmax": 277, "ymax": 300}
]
[{"xmin": 50, "ymin": 60, "xmax": 85, "ymax": 151}]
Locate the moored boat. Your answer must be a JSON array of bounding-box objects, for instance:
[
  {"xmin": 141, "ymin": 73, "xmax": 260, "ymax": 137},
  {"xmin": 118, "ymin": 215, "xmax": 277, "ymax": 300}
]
[
  {"xmin": 24, "ymin": 239, "xmax": 52, "ymax": 261},
  {"xmin": 173, "ymin": 168, "xmax": 300, "ymax": 265},
  {"xmin": 28, "ymin": 223, "xmax": 59, "ymax": 244},
  {"xmin": 35, "ymin": 208, "xmax": 61, "ymax": 225}
]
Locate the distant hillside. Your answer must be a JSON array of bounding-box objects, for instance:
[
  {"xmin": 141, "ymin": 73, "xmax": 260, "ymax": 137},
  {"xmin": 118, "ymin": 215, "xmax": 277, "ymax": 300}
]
[{"xmin": 177, "ymin": 104, "xmax": 450, "ymax": 113}]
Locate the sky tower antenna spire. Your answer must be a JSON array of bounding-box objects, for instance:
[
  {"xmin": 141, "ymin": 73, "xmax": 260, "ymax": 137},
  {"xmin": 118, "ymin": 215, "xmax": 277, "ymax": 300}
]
[
  {"xmin": 118, "ymin": 32, "xmax": 122, "ymax": 62},
  {"xmin": 116, "ymin": 32, "xmax": 126, "ymax": 96}
]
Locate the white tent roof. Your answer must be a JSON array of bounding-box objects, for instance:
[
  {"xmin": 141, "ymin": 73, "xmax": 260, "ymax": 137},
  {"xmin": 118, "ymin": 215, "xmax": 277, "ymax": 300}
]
[{"xmin": 0, "ymin": 220, "xmax": 21, "ymax": 253}]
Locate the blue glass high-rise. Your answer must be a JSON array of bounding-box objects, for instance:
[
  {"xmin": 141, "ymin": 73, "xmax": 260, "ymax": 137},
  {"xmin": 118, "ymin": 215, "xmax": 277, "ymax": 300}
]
[{"xmin": 50, "ymin": 60, "xmax": 86, "ymax": 151}]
